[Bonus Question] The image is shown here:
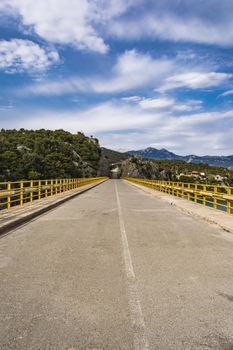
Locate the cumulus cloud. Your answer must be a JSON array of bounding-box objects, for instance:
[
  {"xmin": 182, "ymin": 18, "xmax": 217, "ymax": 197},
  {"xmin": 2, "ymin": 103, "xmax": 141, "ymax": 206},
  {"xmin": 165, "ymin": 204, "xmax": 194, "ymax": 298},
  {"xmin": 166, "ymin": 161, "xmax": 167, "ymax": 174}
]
[
  {"xmin": 20, "ymin": 47, "xmax": 232, "ymax": 96},
  {"xmin": 2, "ymin": 102, "xmax": 233, "ymax": 155},
  {"xmin": 0, "ymin": 39, "xmax": 59, "ymax": 73},
  {"xmin": 159, "ymin": 72, "xmax": 232, "ymax": 92},
  {"xmin": 92, "ymin": 50, "xmax": 174, "ymax": 93},
  {"xmin": 2, "ymin": 101, "xmax": 156, "ymax": 134},
  {"xmin": 22, "ymin": 50, "xmax": 175, "ymax": 95},
  {"xmin": 0, "ymin": 0, "xmax": 138, "ymax": 54},
  {"xmin": 1, "ymin": 0, "xmax": 233, "ymax": 53}
]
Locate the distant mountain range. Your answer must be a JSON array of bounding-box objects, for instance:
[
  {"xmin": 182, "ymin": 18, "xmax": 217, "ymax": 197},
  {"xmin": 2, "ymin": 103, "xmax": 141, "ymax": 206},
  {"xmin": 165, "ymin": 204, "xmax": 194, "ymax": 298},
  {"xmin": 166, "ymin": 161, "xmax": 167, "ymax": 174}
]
[{"xmin": 129, "ymin": 147, "xmax": 233, "ymax": 168}]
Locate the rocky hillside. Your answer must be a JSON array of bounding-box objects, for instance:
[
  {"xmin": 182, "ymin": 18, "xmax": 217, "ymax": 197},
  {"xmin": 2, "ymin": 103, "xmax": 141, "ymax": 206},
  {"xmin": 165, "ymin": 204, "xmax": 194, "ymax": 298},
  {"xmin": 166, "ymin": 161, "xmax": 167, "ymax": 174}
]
[
  {"xmin": 0, "ymin": 129, "xmax": 102, "ymax": 181},
  {"xmin": 101, "ymin": 147, "xmax": 130, "ymax": 164},
  {"xmin": 120, "ymin": 157, "xmax": 170, "ymax": 180}
]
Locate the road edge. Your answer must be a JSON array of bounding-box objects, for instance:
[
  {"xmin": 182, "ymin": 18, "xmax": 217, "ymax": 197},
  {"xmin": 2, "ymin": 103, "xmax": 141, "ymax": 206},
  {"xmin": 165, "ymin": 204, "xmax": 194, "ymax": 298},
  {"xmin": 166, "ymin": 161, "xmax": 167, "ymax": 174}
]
[
  {"xmin": 0, "ymin": 179, "xmax": 108, "ymax": 236},
  {"xmin": 124, "ymin": 180, "xmax": 233, "ymax": 234}
]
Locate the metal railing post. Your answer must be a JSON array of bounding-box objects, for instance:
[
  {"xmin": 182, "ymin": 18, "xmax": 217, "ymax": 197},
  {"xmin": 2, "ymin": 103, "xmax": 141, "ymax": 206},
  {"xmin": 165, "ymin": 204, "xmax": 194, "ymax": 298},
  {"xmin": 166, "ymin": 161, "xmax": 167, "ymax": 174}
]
[
  {"xmin": 203, "ymin": 185, "xmax": 206, "ymax": 206},
  {"xmin": 55, "ymin": 179, "xmax": 58, "ymax": 194},
  {"xmin": 194, "ymin": 184, "xmax": 197, "ymax": 203},
  {"xmin": 187, "ymin": 183, "xmax": 190, "ymax": 201},
  {"xmin": 227, "ymin": 188, "xmax": 231, "ymax": 214},
  {"xmin": 51, "ymin": 179, "xmax": 53, "ymax": 196},
  {"xmin": 45, "ymin": 180, "xmax": 48, "ymax": 197},
  {"xmin": 20, "ymin": 180, "xmax": 24, "ymax": 206},
  {"xmin": 30, "ymin": 180, "xmax": 33, "ymax": 203},
  {"xmin": 213, "ymin": 186, "xmax": 217, "ymax": 209},
  {"xmin": 38, "ymin": 180, "xmax": 41, "ymax": 200},
  {"xmin": 7, "ymin": 182, "xmax": 11, "ymax": 209}
]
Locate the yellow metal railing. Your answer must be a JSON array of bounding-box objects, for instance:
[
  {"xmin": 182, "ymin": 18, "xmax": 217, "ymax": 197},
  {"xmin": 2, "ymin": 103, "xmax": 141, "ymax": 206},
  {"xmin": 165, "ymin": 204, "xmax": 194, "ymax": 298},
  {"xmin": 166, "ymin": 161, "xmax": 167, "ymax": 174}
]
[
  {"xmin": 0, "ymin": 177, "xmax": 107, "ymax": 211},
  {"xmin": 124, "ymin": 178, "xmax": 233, "ymax": 215}
]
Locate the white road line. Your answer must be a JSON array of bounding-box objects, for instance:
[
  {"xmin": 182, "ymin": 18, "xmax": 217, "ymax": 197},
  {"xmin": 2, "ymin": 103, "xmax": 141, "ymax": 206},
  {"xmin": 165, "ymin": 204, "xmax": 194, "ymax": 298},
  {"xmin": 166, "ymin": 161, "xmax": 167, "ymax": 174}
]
[{"xmin": 114, "ymin": 181, "xmax": 149, "ymax": 350}]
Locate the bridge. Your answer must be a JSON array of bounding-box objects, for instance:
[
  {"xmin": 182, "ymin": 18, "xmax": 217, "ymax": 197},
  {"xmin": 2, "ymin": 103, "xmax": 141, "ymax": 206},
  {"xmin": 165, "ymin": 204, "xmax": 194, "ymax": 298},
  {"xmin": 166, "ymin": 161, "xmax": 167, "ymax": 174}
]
[{"xmin": 0, "ymin": 178, "xmax": 233, "ymax": 349}]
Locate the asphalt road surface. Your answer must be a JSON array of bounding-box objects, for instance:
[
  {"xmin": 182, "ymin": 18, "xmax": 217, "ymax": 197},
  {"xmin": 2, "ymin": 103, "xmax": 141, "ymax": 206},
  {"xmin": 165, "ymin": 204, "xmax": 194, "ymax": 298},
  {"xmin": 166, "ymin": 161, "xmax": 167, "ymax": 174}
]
[{"xmin": 1, "ymin": 180, "xmax": 233, "ymax": 350}]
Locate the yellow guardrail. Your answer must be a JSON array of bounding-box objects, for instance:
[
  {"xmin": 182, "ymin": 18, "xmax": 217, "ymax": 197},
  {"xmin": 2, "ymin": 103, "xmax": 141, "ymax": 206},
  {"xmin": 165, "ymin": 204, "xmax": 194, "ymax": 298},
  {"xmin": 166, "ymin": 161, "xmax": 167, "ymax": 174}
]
[
  {"xmin": 0, "ymin": 177, "xmax": 107, "ymax": 211},
  {"xmin": 123, "ymin": 178, "xmax": 233, "ymax": 215}
]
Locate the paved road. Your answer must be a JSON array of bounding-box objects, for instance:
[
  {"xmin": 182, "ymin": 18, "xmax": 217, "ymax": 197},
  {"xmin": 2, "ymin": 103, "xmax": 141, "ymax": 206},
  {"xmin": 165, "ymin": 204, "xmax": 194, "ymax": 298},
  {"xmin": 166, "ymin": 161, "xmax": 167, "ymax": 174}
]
[{"xmin": 1, "ymin": 180, "xmax": 233, "ymax": 350}]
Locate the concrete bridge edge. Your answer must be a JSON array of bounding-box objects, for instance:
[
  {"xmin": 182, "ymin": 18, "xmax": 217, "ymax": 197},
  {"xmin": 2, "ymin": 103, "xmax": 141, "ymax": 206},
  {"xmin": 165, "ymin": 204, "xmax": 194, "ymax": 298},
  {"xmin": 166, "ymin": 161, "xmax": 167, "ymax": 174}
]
[{"xmin": 0, "ymin": 179, "xmax": 108, "ymax": 237}]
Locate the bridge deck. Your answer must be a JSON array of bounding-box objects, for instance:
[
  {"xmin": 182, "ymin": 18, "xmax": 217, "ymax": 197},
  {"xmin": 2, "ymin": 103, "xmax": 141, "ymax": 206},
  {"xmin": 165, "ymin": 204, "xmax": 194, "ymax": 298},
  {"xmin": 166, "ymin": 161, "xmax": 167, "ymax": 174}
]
[{"xmin": 1, "ymin": 179, "xmax": 233, "ymax": 349}]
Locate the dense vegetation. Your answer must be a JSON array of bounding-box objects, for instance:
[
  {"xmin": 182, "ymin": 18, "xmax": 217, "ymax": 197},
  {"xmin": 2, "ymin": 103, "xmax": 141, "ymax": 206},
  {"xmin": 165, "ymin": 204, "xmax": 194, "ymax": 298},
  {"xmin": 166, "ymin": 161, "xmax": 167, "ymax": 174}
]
[
  {"xmin": 0, "ymin": 129, "xmax": 102, "ymax": 181},
  {"xmin": 101, "ymin": 147, "xmax": 130, "ymax": 165}
]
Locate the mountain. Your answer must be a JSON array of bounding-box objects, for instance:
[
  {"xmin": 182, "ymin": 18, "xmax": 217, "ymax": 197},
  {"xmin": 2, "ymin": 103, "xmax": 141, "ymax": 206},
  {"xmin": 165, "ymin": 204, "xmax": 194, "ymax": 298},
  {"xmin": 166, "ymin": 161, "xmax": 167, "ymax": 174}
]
[{"xmin": 129, "ymin": 147, "xmax": 233, "ymax": 168}]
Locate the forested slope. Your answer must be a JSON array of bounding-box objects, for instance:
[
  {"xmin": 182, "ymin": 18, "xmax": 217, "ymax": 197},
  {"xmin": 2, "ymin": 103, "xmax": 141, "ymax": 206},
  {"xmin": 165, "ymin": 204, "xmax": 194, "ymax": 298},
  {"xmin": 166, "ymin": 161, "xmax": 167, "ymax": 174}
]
[{"xmin": 0, "ymin": 129, "xmax": 101, "ymax": 181}]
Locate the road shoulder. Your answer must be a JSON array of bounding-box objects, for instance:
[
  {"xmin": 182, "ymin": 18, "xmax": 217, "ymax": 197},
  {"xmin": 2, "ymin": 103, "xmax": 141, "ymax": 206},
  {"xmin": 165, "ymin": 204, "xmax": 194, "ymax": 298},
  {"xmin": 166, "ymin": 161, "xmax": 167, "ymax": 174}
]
[
  {"xmin": 0, "ymin": 179, "xmax": 107, "ymax": 236},
  {"xmin": 124, "ymin": 180, "xmax": 233, "ymax": 234}
]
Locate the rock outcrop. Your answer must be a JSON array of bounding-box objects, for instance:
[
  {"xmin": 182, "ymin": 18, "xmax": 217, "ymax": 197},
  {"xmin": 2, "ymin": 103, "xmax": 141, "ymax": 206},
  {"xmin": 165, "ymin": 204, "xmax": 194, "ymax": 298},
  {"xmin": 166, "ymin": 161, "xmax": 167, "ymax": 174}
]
[{"xmin": 120, "ymin": 157, "xmax": 169, "ymax": 179}]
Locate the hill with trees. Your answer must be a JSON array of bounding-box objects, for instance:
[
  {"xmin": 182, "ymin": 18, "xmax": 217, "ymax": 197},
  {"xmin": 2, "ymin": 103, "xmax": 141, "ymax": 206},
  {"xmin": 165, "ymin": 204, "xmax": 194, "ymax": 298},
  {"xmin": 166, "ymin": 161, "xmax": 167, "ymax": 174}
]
[
  {"xmin": 101, "ymin": 147, "xmax": 130, "ymax": 164},
  {"xmin": 0, "ymin": 129, "xmax": 102, "ymax": 181}
]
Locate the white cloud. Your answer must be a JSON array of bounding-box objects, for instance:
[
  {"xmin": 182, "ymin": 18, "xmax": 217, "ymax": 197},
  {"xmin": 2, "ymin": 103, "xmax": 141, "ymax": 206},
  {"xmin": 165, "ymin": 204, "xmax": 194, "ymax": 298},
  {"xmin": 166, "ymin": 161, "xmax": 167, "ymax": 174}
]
[
  {"xmin": 123, "ymin": 95, "xmax": 203, "ymax": 113},
  {"xmin": 0, "ymin": 0, "xmax": 138, "ymax": 54},
  {"xmin": 92, "ymin": 50, "xmax": 174, "ymax": 93},
  {"xmin": 0, "ymin": 39, "xmax": 59, "ymax": 73},
  {"xmin": 22, "ymin": 50, "xmax": 175, "ymax": 95},
  {"xmin": 172, "ymin": 100, "xmax": 203, "ymax": 112},
  {"xmin": 1, "ymin": 0, "xmax": 233, "ymax": 53},
  {"xmin": 20, "ymin": 47, "xmax": 232, "ymax": 96},
  {"xmin": 108, "ymin": 1, "xmax": 233, "ymax": 47},
  {"xmin": 105, "ymin": 109, "xmax": 233, "ymax": 154},
  {"xmin": 220, "ymin": 90, "xmax": 233, "ymax": 97},
  {"xmin": 159, "ymin": 72, "xmax": 231, "ymax": 92},
  {"xmin": 121, "ymin": 96, "xmax": 141, "ymax": 102},
  {"xmin": 2, "ymin": 101, "xmax": 156, "ymax": 134},
  {"xmin": 139, "ymin": 97, "xmax": 174, "ymax": 109},
  {"xmin": 3, "ymin": 101, "xmax": 233, "ymax": 155}
]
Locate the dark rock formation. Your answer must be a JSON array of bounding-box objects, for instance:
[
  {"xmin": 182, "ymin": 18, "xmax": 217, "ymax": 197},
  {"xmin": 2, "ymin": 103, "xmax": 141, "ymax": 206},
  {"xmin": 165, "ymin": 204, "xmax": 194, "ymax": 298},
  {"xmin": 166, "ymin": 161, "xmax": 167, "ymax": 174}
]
[{"xmin": 120, "ymin": 157, "xmax": 168, "ymax": 179}]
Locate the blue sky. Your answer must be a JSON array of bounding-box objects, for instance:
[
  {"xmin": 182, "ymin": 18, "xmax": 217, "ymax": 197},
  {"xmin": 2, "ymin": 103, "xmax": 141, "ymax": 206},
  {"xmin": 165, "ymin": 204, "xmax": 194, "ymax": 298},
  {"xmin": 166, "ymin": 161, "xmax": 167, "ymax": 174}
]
[{"xmin": 0, "ymin": 0, "xmax": 233, "ymax": 155}]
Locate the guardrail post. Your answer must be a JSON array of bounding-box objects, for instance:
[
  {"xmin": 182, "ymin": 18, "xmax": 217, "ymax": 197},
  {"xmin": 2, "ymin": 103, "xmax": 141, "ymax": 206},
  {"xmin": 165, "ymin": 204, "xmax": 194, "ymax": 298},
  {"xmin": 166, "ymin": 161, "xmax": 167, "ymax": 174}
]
[
  {"xmin": 194, "ymin": 184, "xmax": 197, "ymax": 203},
  {"xmin": 50, "ymin": 179, "xmax": 53, "ymax": 196},
  {"xmin": 20, "ymin": 180, "xmax": 24, "ymax": 206},
  {"xmin": 227, "ymin": 188, "xmax": 231, "ymax": 214},
  {"xmin": 213, "ymin": 186, "xmax": 217, "ymax": 209},
  {"xmin": 7, "ymin": 182, "xmax": 11, "ymax": 209},
  {"xmin": 45, "ymin": 180, "xmax": 48, "ymax": 197},
  {"xmin": 30, "ymin": 180, "xmax": 33, "ymax": 203},
  {"xmin": 55, "ymin": 179, "xmax": 58, "ymax": 194},
  {"xmin": 181, "ymin": 182, "xmax": 184, "ymax": 198},
  {"xmin": 187, "ymin": 183, "xmax": 190, "ymax": 201},
  {"xmin": 38, "ymin": 180, "xmax": 41, "ymax": 199},
  {"xmin": 203, "ymin": 185, "xmax": 206, "ymax": 206}
]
